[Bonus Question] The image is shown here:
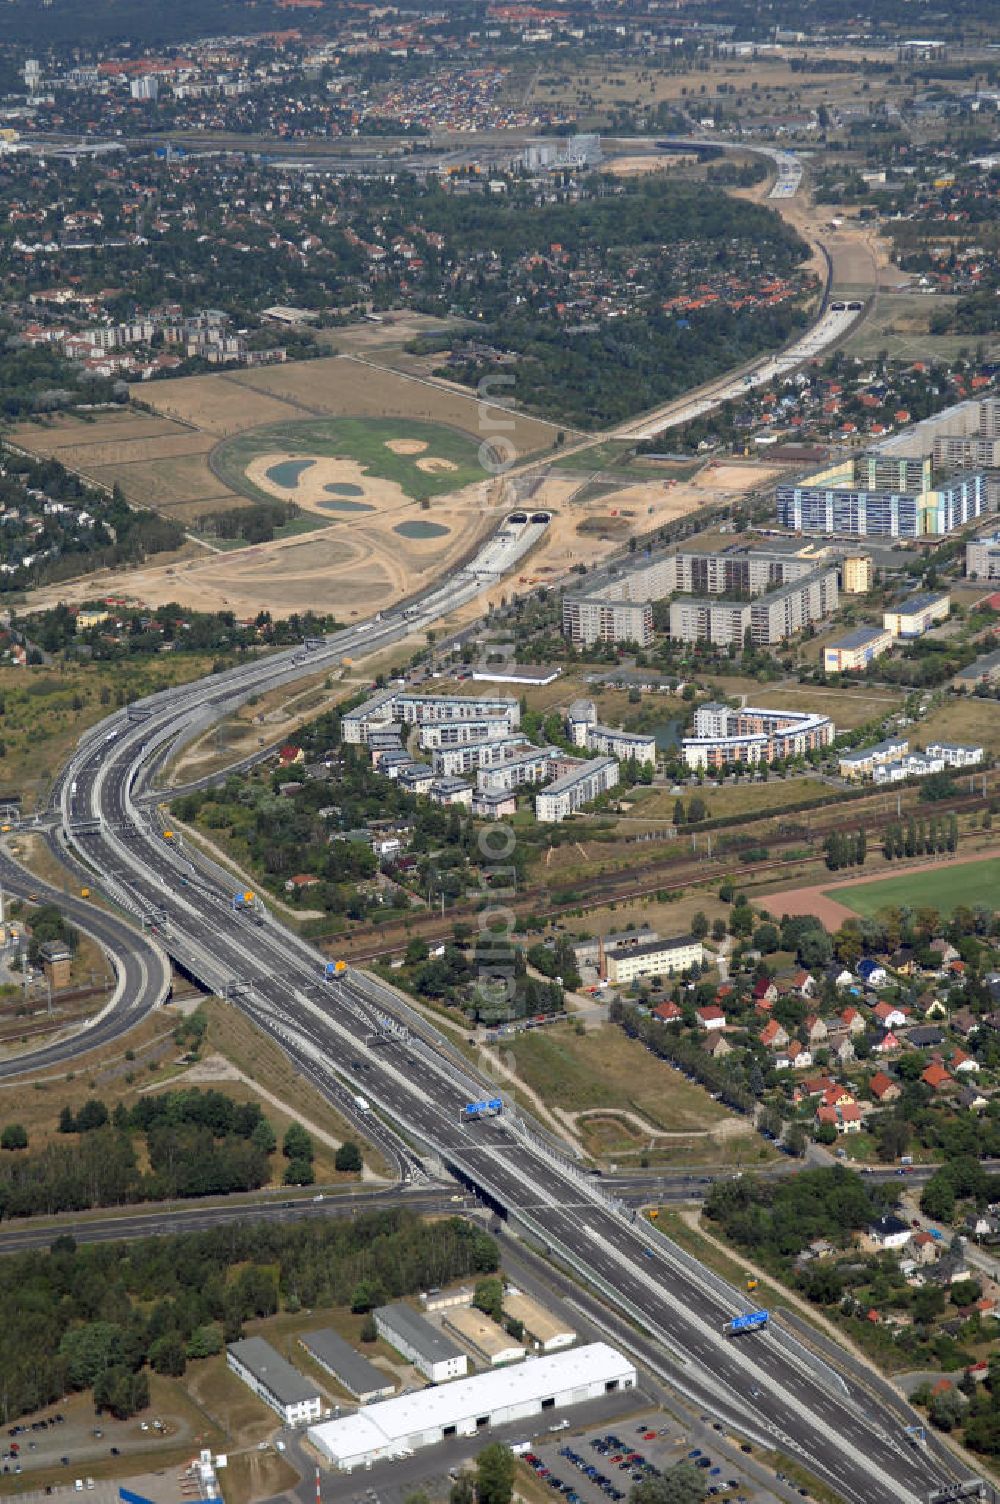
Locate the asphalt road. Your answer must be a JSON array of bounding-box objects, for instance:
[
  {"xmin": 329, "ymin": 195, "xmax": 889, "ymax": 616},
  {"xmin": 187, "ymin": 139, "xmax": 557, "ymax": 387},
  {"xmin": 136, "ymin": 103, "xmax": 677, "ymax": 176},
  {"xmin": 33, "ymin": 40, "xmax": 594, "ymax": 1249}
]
[
  {"xmin": 0, "ymin": 1186, "xmax": 474, "ymax": 1253},
  {"xmin": 0, "ymin": 515, "xmax": 975, "ymax": 1504}
]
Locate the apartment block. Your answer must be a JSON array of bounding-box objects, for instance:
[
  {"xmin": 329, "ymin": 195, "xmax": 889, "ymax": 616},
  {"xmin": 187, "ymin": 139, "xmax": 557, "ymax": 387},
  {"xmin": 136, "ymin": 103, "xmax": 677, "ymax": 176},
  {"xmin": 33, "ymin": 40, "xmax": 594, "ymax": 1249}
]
[
  {"xmin": 823, "ymin": 625, "xmax": 893, "ymax": 673},
  {"xmin": 838, "ymin": 737, "xmax": 909, "ymax": 781},
  {"xmin": 883, "ymin": 591, "xmax": 950, "ymax": 638},
  {"xmin": 668, "ymin": 597, "xmax": 750, "ymax": 647},
  {"xmin": 418, "ymin": 718, "xmax": 517, "ymax": 750},
  {"xmin": 566, "ymin": 699, "xmax": 598, "ymax": 747},
  {"xmin": 603, "ymin": 935, "xmax": 704, "ymax": 985},
  {"xmin": 925, "ymin": 742, "xmax": 984, "ymax": 768},
  {"xmin": 585, "ymin": 725, "xmax": 657, "ymax": 764},
  {"xmin": 777, "ymin": 454, "xmax": 985, "ymax": 539},
  {"xmin": 748, "ymin": 567, "xmax": 838, "ymax": 646},
  {"xmin": 562, "ymin": 596, "xmax": 653, "ymax": 648},
  {"xmin": 430, "ymin": 735, "xmax": 530, "ymax": 777},
  {"xmin": 476, "ymin": 746, "xmax": 560, "ymax": 793},
  {"xmin": 966, "ymin": 532, "xmax": 1000, "ymax": 581},
  {"xmin": 841, "ymin": 554, "xmax": 873, "ymax": 594},
  {"xmin": 535, "ymin": 757, "xmax": 619, "ymax": 823},
  {"xmin": 343, "ymin": 690, "xmax": 519, "ymax": 745},
  {"xmin": 873, "ymin": 751, "xmax": 946, "ymax": 786},
  {"xmin": 681, "ymin": 704, "xmax": 834, "ymax": 770}
]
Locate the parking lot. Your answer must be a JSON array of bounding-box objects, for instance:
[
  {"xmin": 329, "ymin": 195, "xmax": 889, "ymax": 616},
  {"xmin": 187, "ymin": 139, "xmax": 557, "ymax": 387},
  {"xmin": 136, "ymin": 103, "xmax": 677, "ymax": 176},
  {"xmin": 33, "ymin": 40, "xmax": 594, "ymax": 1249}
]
[
  {"xmin": 0, "ymin": 1405, "xmax": 180, "ymax": 1484},
  {"xmin": 519, "ymin": 1413, "xmax": 793, "ymax": 1504}
]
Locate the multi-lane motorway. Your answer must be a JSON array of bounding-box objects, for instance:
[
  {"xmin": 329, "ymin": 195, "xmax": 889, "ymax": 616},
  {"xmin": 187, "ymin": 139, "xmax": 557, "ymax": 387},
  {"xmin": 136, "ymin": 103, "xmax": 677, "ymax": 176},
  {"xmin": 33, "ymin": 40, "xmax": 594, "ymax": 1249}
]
[{"xmin": 0, "ymin": 512, "xmax": 976, "ymax": 1503}]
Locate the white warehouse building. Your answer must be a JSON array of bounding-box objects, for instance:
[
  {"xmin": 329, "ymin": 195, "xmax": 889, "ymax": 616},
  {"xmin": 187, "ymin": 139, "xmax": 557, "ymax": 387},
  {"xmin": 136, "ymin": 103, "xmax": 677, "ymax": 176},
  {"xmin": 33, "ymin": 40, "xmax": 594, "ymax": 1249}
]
[{"xmin": 307, "ymin": 1343, "xmax": 636, "ymax": 1472}]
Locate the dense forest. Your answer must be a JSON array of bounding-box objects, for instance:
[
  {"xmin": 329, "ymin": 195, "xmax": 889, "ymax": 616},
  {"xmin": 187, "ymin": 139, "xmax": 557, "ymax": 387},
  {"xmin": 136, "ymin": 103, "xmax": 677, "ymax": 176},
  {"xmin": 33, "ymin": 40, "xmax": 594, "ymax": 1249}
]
[
  {"xmin": 0, "ymin": 1088, "xmax": 323, "ymax": 1217},
  {"xmin": 0, "ymin": 1212, "xmax": 497, "ymax": 1421}
]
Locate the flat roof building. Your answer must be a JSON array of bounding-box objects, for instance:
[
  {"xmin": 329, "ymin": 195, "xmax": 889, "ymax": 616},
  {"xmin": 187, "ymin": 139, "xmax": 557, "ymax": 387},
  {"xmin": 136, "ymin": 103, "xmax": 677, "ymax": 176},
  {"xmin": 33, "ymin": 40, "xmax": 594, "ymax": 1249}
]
[
  {"xmin": 374, "ymin": 1303, "xmax": 468, "ymax": 1383},
  {"xmin": 603, "ymin": 934, "xmax": 703, "ymax": 985},
  {"xmin": 841, "ymin": 554, "xmax": 873, "ymax": 594},
  {"xmin": 883, "ymin": 591, "xmax": 949, "ymax": 638},
  {"xmin": 442, "ymin": 1306, "xmax": 526, "ymax": 1367},
  {"xmin": 823, "ymin": 625, "xmax": 893, "ymax": 674},
  {"xmin": 227, "ymin": 1337, "xmax": 323, "ymax": 1428},
  {"xmin": 967, "ymin": 532, "xmax": 1000, "ymax": 582},
  {"xmin": 502, "ymin": 1291, "xmax": 576, "ymax": 1352},
  {"xmin": 470, "ymin": 665, "xmax": 562, "ymax": 686},
  {"xmin": 681, "ymin": 704, "xmax": 834, "ymax": 770},
  {"xmin": 777, "ymin": 454, "xmax": 985, "ymax": 539},
  {"xmin": 838, "ymin": 737, "xmax": 908, "ymax": 780},
  {"xmin": 585, "ymin": 725, "xmax": 657, "ymax": 765},
  {"xmin": 307, "ymin": 1343, "xmax": 637, "ymax": 1471},
  {"xmin": 299, "ymin": 1330, "xmax": 395, "ymax": 1405},
  {"xmin": 954, "ymin": 647, "xmax": 1000, "ymax": 691},
  {"xmin": 535, "ymin": 756, "xmax": 619, "ymax": 824}
]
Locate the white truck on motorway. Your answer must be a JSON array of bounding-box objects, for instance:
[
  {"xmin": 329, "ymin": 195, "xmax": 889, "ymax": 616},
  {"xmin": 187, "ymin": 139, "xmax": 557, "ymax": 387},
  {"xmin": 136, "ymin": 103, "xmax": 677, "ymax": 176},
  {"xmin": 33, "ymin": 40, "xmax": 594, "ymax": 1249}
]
[{"xmin": 353, "ymin": 1094, "xmax": 371, "ymax": 1113}]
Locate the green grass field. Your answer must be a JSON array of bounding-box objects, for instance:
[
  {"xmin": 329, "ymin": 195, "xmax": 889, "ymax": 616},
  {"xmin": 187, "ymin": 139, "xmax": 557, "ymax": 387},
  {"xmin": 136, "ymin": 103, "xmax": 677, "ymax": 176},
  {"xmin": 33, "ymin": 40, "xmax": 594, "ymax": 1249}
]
[
  {"xmin": 828, "ymin": 856, "xmax": 1000, "ymax": 919},
  {"xmin": 211, "ymin": 416, "xmax": 486, "ymax": 504}
]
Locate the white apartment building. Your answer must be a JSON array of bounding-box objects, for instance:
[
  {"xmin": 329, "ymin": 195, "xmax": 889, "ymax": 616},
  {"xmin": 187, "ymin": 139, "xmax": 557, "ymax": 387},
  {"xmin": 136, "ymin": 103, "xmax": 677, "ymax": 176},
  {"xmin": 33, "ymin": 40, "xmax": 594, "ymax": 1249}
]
[
  {"xmin": 477, "ymin": 746, "xmax": 559, "ymax": 793},
  {"xmin": 566, "ymin": 699, "xmax": 598, "ymax": 747},
  {"xmin": 419, "ymin": 718, "xmax": 517, "ymax": 750},
  {"xmin": 535, "ymin": 757, "xmax": 619, "ymax": 823},
  {"xmin": 873, "ymin": 751, "xmax": 945, "ymax": 785},
  {"xmin": 586, "ymin": 725, "xmax": 657, "ymax": 764},
  {"xmin": 925, "ymin": 742, "xmax": 985, "ymax": 768},
  {"xmin": 603, "ymin": 935, "xmax": 703, "ymax": 985},
  {"xmin": 343, "ymin": 690, "xmax": 519, "ymax": 745},
  {"xmin": 431, "ymin": 735, "xmax": 530, "ymax": 777}
]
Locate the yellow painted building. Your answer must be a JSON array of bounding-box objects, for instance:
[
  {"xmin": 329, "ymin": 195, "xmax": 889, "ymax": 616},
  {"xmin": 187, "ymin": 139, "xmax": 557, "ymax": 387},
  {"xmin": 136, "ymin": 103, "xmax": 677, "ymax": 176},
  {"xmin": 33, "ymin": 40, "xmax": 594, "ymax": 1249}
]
[{"xmin": 841, "ymin": 554, "xmax": 872, "ymax": 594}]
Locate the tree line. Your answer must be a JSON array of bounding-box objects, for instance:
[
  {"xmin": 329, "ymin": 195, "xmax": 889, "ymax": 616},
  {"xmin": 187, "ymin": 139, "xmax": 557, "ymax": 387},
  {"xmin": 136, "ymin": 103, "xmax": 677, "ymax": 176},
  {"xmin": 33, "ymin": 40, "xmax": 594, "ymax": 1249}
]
[
  {"xmin": 0, "ymin": 1089, "xmax": 332, "ymax": 1217},
  {"xmin": 0, "ymin": 1211, "xmax": 497, "ymax": 1422}
]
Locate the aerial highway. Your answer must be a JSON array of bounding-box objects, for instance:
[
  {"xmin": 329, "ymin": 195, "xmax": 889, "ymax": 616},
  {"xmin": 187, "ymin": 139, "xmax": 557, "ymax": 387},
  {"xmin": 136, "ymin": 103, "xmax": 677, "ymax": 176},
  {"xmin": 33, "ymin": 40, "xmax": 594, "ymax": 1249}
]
[
  {"xmin": 54, "ymin": 709, "xmax": 970, "ymax": 1484},
  {"xmin": 0, "ymin": 513, "xmax": 977, "ymax": 1504}
]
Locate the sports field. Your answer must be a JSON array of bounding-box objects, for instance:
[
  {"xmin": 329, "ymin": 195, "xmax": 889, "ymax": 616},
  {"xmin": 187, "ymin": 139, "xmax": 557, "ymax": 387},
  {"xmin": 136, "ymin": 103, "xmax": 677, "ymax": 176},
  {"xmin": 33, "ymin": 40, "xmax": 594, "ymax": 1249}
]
[{"xmin": 828, "ymin": 856, "xmax": 1000, "ymax": 920}]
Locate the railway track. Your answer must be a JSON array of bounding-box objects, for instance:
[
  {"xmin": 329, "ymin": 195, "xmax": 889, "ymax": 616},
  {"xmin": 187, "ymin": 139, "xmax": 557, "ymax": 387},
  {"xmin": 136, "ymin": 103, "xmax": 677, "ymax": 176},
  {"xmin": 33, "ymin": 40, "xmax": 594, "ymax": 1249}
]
[{"xmin": 330, "ymin": 787, "xmax": 997, "ymax": 961}]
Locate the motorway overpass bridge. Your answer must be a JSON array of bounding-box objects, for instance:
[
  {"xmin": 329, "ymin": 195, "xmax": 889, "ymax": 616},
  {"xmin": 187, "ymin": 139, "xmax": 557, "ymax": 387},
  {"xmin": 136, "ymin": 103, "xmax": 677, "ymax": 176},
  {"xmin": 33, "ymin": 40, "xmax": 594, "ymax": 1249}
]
[{"xmin": 0, "ymin": 521, "xmax": 979, "ymax": 1504}]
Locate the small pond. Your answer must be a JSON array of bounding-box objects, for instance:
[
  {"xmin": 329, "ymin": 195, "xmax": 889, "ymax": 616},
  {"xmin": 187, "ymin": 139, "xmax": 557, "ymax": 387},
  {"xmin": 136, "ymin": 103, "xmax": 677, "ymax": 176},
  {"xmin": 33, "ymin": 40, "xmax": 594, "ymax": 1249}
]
[
  {"xmin": 265, "ymin": 459, "xmax": 315, "ymax": 488},
  {"xmin": 394, "ymin": 520, "xmax": 450, "ymax": 539}
]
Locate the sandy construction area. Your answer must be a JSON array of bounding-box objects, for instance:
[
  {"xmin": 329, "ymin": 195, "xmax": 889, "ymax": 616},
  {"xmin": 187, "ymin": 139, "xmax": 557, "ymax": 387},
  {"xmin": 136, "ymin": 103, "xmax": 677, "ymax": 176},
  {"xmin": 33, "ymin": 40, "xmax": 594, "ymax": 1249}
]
[
  {"xmin": 606, "ymin": 153, "xmax": 700, "ymax": 176},
  {"xmin": 385, "ymin": 438, "xmax": 428, "ymax": 455},
  {"xmin": 697, "ymin": 461, "xmax": 783, "ymax": 492}
]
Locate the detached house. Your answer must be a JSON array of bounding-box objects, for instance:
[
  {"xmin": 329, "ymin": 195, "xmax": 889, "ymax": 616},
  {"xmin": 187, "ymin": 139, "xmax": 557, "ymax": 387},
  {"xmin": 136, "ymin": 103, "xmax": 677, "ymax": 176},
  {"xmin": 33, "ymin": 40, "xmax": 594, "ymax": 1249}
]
[
  {"xmin": 869, "ymin": 1070, "xmax": 902, "ymax": 1104},
  {"xmin": 922, "ymin": 1061, "xmax": 954, "ymax": 1092},
  {"xmin": 760, "ymin": 1018, "xmax": 790, "ymax": 1050},
  {"xmin": 873, "ymin": 1001, "xmax": 909, "ymax": 1029},
  {"xmin": 752, "ymin": 978, "xmax": 778, "ymax": 1007}
]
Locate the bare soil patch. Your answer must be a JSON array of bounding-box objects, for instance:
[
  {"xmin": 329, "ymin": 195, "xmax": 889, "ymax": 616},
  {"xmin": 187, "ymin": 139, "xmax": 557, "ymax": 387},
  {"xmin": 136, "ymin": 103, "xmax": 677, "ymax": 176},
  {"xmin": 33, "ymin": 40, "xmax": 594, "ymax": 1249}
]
[
  {"xmin": 415, "ymin": 456, "xmax": 458, "ymax": 473},
  {"xmin": 385, "ymin": 437, "xmax": 428, "ymax": 455}
]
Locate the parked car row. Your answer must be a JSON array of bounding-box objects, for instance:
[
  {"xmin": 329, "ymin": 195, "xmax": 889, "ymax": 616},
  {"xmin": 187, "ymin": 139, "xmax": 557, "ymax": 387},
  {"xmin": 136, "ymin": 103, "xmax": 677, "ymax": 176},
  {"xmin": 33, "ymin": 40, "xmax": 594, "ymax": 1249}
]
[{"xmin": 523, "ymin": 1450, "xmax": 609, "ymax": 1504}]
